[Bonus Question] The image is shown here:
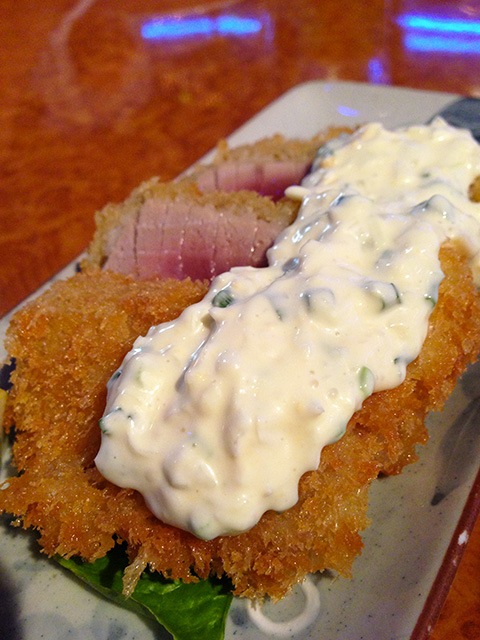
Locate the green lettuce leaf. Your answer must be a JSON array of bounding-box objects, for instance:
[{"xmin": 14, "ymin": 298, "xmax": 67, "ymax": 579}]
[{"xmin": 56, "ymin": 544, "xmax": 233, "ymax": 640}]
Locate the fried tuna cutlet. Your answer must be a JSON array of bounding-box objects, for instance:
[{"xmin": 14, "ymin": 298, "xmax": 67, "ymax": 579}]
[
  {"xmin": 81, "ymin": 130, "xmax": 352, "ymax": 276},
  {"xmin": 1, "ymin": 241, "xmax": 480, "ymax": 601},
  {"xmin": 81, "ymin": 180, "xmax": 300, "ymax": 274}
]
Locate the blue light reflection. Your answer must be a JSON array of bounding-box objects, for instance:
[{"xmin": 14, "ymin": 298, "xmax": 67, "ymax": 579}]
[
  {"xmin": 337, "ymin": 105, "xmax": 359, "ymax": 117},
  {"xmin": 398, "ymin": 14, "xmax": 480, "ymax": 36},
  {"xmin": 398, "ymin": 12, "xmax": 480, "ymax": 54},
  {"xmin": 367, "ymin": 57, "xmax": 387, "ymax": 84},
  {"xmin": 141, "ymin": 14, "xmax": 262, "ymax": 40},
  {"xmin": 405, "ymin": 33, "xmax": 480, "ymax": 54}
]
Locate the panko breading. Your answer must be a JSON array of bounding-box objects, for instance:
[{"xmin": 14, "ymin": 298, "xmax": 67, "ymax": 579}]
[{"xmin": 1, "ymin": 240, "xmax": 480, "ymax": 601}]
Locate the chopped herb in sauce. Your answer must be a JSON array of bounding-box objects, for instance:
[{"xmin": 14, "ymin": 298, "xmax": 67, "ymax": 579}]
[
  {"xmin": 364, "ymin": 280, "xmax": 401, "ymax": 310},
  {"xmin": 359, "ymin": 366, "xmax": 375, "ymax": 399},
  {"xmin": 212, "ymin": 289, "xmax": 234, "ymax": 308}
]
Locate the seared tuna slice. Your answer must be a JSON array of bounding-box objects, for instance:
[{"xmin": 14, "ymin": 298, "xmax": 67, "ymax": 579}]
[
  {"xmin": 187, "ymin": 129, "xmax": 351, "ymax": 199},
  {"xmin": 83, "ymin": 131, "xmax": 352, "ymax": 280},
  {"xmin": 192, "ymin": 159, "xmax": 312, "ymax": 200},
  {"xmin": 84, "ymin": 180, "xmax": 298, "ymax": 281}
]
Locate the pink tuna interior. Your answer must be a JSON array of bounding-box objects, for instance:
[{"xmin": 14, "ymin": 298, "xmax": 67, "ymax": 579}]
[
  {"xmin": 103, "ymin": 197, "xmax": 284, "ymax": 281},
  {"xmin": 195, "ymin": 160, "xmax": 311, "ymax": 199}
]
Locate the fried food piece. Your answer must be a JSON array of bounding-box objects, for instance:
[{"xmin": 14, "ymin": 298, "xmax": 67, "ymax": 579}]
[
  {"xmin": 82, "ymin": 179, "xmax": 300, "ymax": 273},
  {"xmin": 81, "ymin": 130, "xmax": 352, "ymax": 275},
  {"xmin": 469, "ymin": 174, "xmax": 480, "ymax": 202},
  {"xmin": 1, "ymin": 241, "xmax": 480, "ymax": 601},
  {"xmin": 206, "ymin": 129, "xmax": 349, "ymax": 164}
]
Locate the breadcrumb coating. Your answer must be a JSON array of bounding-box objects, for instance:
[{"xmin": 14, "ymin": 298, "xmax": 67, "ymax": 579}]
[
  {"xmin": 1, "ymin": 241, "xmax": 480, "ymax": 600},
  {"xmin": 207, "ymin": 128, "xmax": 351, "ymax": 164}
]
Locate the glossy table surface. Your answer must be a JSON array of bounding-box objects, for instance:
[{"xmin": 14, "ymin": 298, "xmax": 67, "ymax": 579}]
[{"xmin": 1, "ymin": 1, "xmax": 479, "ymax": 638}]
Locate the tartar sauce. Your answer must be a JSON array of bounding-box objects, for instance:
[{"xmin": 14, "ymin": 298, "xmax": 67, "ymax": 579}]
[{"xmin": 95, "ymin": 118, "xmax": 480, "ymax": 540}]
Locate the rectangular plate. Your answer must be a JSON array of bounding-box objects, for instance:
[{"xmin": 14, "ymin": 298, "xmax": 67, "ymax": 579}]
[{"xmin": 1, "ymin": 80, "xmax": 479, "ymax": 640}]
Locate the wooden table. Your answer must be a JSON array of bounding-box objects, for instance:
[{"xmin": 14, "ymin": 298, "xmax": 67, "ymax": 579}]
[{"xmin": 1, "ymin": 1, "xmax": 479, "ymax": 638}]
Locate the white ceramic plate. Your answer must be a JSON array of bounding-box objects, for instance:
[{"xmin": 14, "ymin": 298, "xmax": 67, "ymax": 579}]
[{"xmin": 2, "ymin": 80, "xmax": 480, "ymax": 640}]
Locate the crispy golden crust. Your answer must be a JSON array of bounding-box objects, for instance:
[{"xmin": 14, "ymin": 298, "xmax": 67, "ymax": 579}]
[
  {"xmin": 1, "ymin": 241, "xmax": 480, "ymax": 600},
  {"xmin": 208, "ymin": 128, "xmax": 351, "ymax": 164},
  {"xmin": 469, "ymin": 174, "xmax": 480, "ymax": 202}
]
